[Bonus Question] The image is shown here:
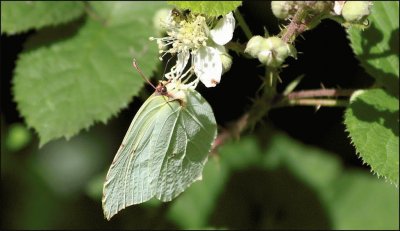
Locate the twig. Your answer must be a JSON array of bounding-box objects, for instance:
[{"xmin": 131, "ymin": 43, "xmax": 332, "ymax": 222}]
[
  {"xmin": 284, "ymin": 98, "xmax": 349, "ymax": 107},
  {"xmin": 286, "ymin": 88, "xmax": 357, "ymax": 99},
  {"xmin": 280, "ymin": 8, "xmax": 308, "ymax": 43}
]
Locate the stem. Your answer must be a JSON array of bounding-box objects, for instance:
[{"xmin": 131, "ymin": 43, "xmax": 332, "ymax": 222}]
[
  {"xmin": 280, "ymin": 8, "xmax": 308, "ymax": 43},
  {"xmin": 210, "ymin": 88, "xmax": 357, "ymax": 153},
  {"xmin": 210, "ymin": 4, "xmax": 352, "ymax": 153},
  {"xmin": 278, "ymin": 98, "xmax": 349, "ymax": 107},
  {"xmin": 234, "ymin": 10, "xmax": 253, "ymax": 40},
  {"xmin": 286, "ymin": 89, "xmax": 357, "ymax": 99}
]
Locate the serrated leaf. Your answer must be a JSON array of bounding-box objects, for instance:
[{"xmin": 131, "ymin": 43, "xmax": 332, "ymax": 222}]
[
  {"xmin": 344, "ymin": 89, "xmax": 399, "ymax": 185},
  {"xmin": 168, "ymin": 1, "xmax": 241, "ymax": 17},
  {"xmin": 1, "ymin": 1, "xmax": 85, "ymax": 35},
  {"xmin": 347, "ymin": 1, "xmax": 399, "ymax": 94},
  {"xmin": 13, "ymin": 1, "xmax": 165, "ymax": 146}
]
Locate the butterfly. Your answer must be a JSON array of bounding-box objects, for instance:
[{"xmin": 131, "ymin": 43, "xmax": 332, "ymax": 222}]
[{"xmin": 102, "ymin": 60, "xmax": 217, "ymax": 220}]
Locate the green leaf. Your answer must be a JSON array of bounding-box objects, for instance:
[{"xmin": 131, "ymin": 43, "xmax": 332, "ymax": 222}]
[
  {"xmin": 102, "ymin": 87, "xmax": 217, "ymax": 220},
  {"xmin": 347, "ymin": 1, "xmax": 399, "ymax": 94},
  {"xmin": 13, "ymin": 2, "xmax": 165, "ymax": 146},
  {"xmin": 328, "ymin": 170, "xmax": 399, "ymax": 230},
  {"xmin": 344, "ymin": 89, "xmax": 399, "ymax": 185},
  {"xmin": 264, "ymin": 133, "xmax": 399, "ymax": 229},
  {"xmin": 263, "ymin": 133, "xmax": 342, "ymax": 192},
  {"xmin": 168, "ymin": 1, "xmax": 242, "ymax": 16},
  {"xmin": 1, "ymin": 1, "xmax": 85, "ymax": 35}
]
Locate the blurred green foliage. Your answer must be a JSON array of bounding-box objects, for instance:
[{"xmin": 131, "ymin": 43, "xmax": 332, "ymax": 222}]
[{"xmin": 2, "ymin": 121, "xmax": 398, "ymax": 229}]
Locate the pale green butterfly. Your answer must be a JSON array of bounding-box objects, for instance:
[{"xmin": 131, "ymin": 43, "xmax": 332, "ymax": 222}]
[{"xmin": 102, "ymin": 60, "xmax": 217, "ymax": 220}]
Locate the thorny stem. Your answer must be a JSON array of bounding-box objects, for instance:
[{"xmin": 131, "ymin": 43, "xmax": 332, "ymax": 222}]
[
  {"xmin": 271, "ymin": 88, "xmax": 358, "ymax": 108},
  {"xmin": 211, "ymin": 88, "xmax": 356, "ymax": 153},
  {"xmin": 286, "ymin": 88, "xmax": 357, "ymax": 99},
  {"xmin": 279, "ymin": 98, "xmax": 350, "ymax": 107},
  {"xmin": 210, "ymin": 5, "xmax": 359, "ymax": 153},
  {"xmin": 211, "ymin": 6, "xmax": 357, "ymax": 153},
  {"xmin": 234, "ymin": 10, "xmax": 253, "ymax": 40},
  {"xmin": 280, "ymin": 7, "xmax": 308, "ymax": 43}
]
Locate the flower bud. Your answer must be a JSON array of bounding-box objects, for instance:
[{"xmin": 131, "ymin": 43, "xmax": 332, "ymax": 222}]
[
  {"xmin": 245, "ymin": 35, "xmax": 268, "ymax": 57},
  {"xmin": 259, "ymin": 36, "xmax": 296, "ymax": 68},
  {"xmin": 271, "ymin": 1, "xmax": 294, "ymax": 20},
  {"xmin": 213, "ymin": 44, "xmax": 233, "ymax": 74},
  {"xmin": 342, "ymin": 1, "xmax": 372, "ymax": 23},
  {"xmin": 246, "ymin": 36, "xmax": 296, "ymax": 68},
  {"xmin": 220, "ymin": 52, "xmax": 232, "ymax": 74}
]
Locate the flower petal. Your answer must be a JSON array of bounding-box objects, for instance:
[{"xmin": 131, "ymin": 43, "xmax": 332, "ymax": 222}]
[
  {"xmin": 194, "ymin": 46, "xmax": 222, "ymax": 87},
  {"xmin": 210, "ymin": 12, "xmax": 235, "ymax": 46}
]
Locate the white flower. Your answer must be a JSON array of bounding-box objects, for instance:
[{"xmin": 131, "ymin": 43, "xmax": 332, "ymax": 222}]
[{"xmin": 150, "ymin": 11, "xmax": 235, "ymax": 88}]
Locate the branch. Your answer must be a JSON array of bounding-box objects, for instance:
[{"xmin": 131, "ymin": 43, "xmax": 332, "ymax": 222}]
[
  {"xmin": 210, "ymin": 88, "xmax": 358, "ymax": 153},
  {"xmin": 280, "ymin": 8, "xmax": 308, "ymax": 43},
  {"xmin": 286, "ymin": 88, "xmax": 357, "ymax": 99}
]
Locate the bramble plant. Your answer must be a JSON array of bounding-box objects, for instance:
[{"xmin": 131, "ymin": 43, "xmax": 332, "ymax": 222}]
[{"xmin": 1, "ymin": 0, "xmax": 398, "ymax": 224}]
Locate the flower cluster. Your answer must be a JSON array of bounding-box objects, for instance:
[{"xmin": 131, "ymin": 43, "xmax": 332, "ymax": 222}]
[{"xmin": 151, "ymin": 10, "xmax": 235, "ymax": 88}]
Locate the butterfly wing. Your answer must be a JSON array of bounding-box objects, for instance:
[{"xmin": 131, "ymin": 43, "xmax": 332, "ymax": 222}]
[
  {"xmin": 153, "ymin": 89, "xmax": 217, "ymax": 201},
  {"xmin": 102, "ymin": 94, "xmax": 179, "ymax": 220},
  {"xmin": 102, "ymin": 89, "xmax": 217, "ymax": 220}
]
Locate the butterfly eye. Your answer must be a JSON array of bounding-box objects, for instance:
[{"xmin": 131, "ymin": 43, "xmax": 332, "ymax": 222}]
[{"xmin": 161, "ymin": 86, "xmax": 168, "ymax": 94}]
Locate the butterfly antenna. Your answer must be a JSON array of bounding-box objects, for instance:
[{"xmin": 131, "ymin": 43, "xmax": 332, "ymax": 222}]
[{"xmin": 132, "ymin": 58, "xmax": 156, "ymax": 90}]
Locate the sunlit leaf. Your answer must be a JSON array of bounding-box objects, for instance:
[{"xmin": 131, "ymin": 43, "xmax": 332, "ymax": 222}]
[
  {"xmin": 347, "ymin": 1, "xmax": 399, "ymax": 94},
  {"xmin": 344, "ymin": 89, "xmax": 399, "ymax": 185},
  {"xmin": 13, "ymin": 2, "xmax": 165, "ymax": 146},
  {"xmin": 1, "ymin": 1, "xmax": 85, "ymax": 35},
  {"xmin": 168, "ymin": 1, "xmax": 242, "ymax": 16}
]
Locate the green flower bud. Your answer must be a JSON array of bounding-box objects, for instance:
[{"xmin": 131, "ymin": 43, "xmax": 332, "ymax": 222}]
[
  {"xmin": 342, "ymin": 1, "xmax": 372, "ymax": 23},
  {"xmin": 271, "ymin": 1, "xmax": 294, "ymax": 19},
  {"xmin": 259, "ymin": 36, "xmax": 296, "ymax": 68},
  {"xmin": 245, "ymin": 36, "xmax": 296, "ymax": 68},
  {"xmin": 245, "ymin": 35, "xmax": 268, "ymax": 57},
  {"xmin": 214, "ymin": 44, "xmax": 232, "ymax": 74},
  {"xmin": 312, "ymin": 1, "xmax": 334, "ymax": 15}
]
